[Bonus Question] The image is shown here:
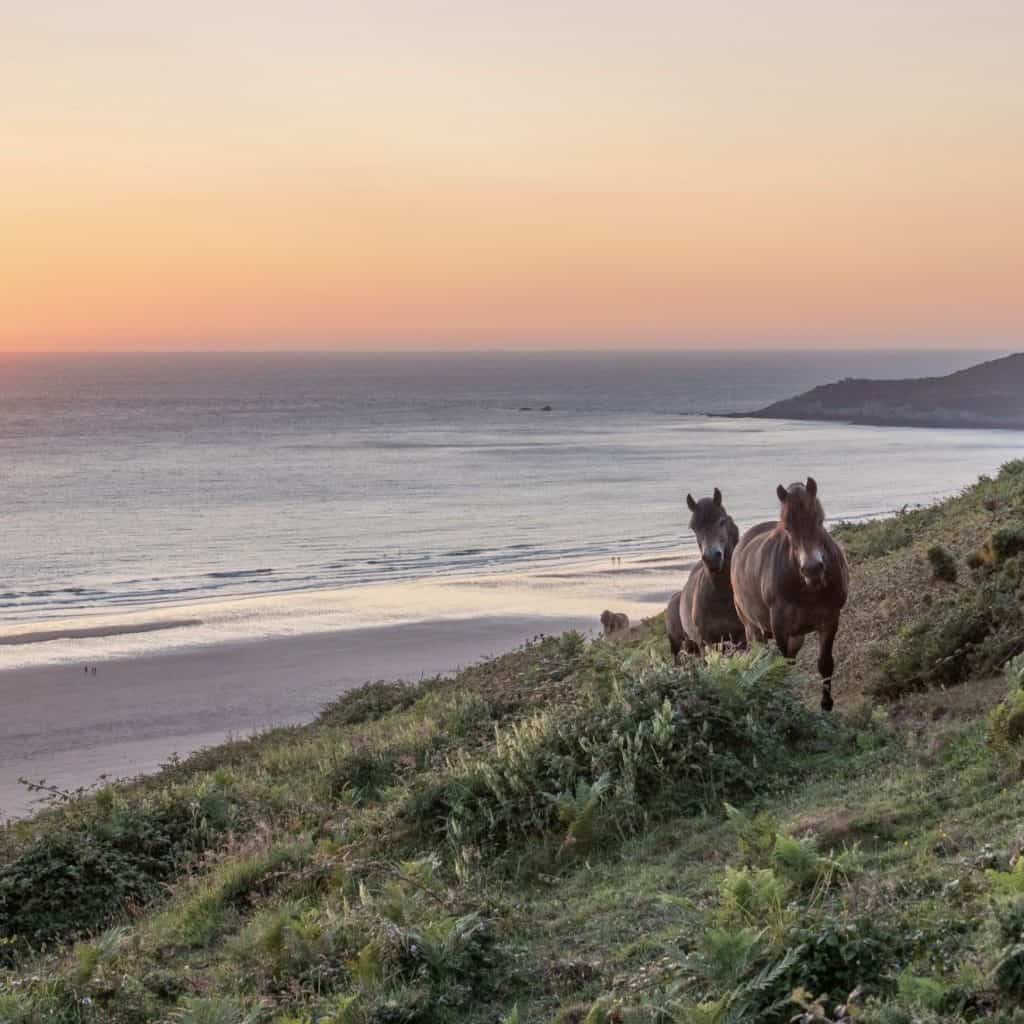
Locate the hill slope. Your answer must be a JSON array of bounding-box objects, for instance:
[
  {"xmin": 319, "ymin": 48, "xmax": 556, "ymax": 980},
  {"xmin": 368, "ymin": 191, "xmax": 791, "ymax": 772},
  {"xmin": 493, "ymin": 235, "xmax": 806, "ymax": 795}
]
[
  {"xmin": 742, "ymin": 351, "xmax": 1024, "ymax": 429},
  {"xmin": 1, "ymin": 462, "xmax": 1024, "ymax": 1023}
]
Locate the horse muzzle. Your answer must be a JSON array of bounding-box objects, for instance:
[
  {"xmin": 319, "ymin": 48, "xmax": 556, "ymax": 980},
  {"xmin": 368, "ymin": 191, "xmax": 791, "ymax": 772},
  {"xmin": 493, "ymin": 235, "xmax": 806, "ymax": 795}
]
[
  {"xmin": 702, "ymin": 551, "xmax": 726, "ymax": 574},
  {"xmin": 800, "ymin": 565, "xmax": 827, "ymax": 590}
]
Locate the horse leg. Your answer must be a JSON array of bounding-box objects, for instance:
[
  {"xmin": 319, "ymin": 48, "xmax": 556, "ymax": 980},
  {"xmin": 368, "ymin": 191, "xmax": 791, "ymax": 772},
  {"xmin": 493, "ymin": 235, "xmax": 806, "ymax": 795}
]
[
  {"xmin": 817, "ymin": 621, "xmax": 838, "ymax": 712},
  {"xmin": 669, "ymin": 634, "xmax": 682, "ymax": 665},
  {"xmin": 770, "ymin": 609, "xmax": 795, "ymax": 660}
]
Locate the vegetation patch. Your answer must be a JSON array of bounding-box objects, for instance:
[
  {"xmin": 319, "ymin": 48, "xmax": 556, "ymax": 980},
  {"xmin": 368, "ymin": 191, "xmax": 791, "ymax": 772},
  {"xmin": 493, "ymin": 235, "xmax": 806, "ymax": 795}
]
[
  {"xmin": 405, "ymin": 649, "xmax": 828, "ymax": 870},
  {"xmin": 925, "ymin": 544, "xmax": 958, "ymax": 583},
  {"xmin": 0, "ymin": 781, "xmax": 240, "ymax": 951}
]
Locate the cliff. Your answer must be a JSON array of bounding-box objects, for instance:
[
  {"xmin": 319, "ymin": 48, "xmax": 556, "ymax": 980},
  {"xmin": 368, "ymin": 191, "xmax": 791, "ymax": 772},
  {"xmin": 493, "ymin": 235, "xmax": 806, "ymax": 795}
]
[{"xmin": 744, "ymin": 351, "xmax": 1024, "ymax": 429}]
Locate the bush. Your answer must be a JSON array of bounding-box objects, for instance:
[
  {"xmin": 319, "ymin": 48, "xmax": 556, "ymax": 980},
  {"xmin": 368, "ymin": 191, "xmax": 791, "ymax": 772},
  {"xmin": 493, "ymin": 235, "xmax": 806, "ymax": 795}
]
[
  {"xmin": 0, "ymin": 784, "xmax": 238, "ymax": 949},
  {"xmin": 993, "ymin": 899, "xmax": 1024, "ymax": 1002},
  {"xmin": 990, "ymin": 527, "xmax": 1024, "ymax": 567},
  {"xmin": 926, "ymin": 545, "xmax": 958, "ymax": 583},
  {"xmin": 834, "ymin": 517, "xmax": 914, "ymax": 560},
  {"xmin": 988, "ymin": 656, "xmax": 1024, "ymax": 747},
  {"xmin": 682, "ymin": 914, "xmax": 908, "ymax": 1023},
  {"xmin": 317, "ymin": 681, "xmax": 426, "ymax": 728},
  {"xmin": 877, "ymin": 578, "xmax": 1023, "ymax": 698},
  {"xmin": 406, "ymin": 649, "xmax": 827, "ymax": 864},
  {"xmin": 780, "ymin": 915, "xmax": 911, "ymax": 1003}
]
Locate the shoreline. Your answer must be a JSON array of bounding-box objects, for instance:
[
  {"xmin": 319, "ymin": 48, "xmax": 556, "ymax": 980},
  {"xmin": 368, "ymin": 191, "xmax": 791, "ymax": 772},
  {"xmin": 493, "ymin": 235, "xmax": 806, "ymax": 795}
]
[
  {"xmin": 719, "ymin": 410, "xmax": 1024, "ymax": 431},
  {"xmin": 0, "ymin": 613, "xmax": 586, "ymax": 822}
]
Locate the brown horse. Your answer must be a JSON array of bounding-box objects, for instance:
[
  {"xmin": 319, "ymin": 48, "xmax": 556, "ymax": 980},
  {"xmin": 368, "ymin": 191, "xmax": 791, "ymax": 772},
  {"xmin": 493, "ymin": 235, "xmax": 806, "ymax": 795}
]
[
  {"xmin": 665, "ymin": 488, "xmax": 745, "ymax": 662},
  {"xmin": 730, "ymin": 477, "xmax": 849, "ymax": 710}
]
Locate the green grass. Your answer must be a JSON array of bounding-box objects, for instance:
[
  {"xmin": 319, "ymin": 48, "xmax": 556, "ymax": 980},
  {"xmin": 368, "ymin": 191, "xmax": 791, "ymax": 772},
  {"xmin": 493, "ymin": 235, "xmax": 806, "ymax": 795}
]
[{"xmin": 3, "ymin": 463, "xmax": 1024, "ymax": 1023}]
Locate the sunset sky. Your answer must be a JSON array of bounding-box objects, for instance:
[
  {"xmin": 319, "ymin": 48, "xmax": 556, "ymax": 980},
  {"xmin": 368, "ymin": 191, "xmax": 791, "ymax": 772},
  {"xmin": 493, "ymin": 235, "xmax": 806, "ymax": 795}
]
[{"xmin": 4, "ymin": 2, "xmax": 1023, "ymax": 352}]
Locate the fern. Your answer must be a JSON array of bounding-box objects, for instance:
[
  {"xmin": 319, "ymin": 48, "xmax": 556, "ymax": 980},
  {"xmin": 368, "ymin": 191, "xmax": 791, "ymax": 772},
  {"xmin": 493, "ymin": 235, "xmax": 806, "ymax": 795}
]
[
  {"xmin": 543, "ymin": 773, "xmax": 612, "ymax": 857},
  {"xmin": 71, "ymin": 925, "xmax": 129, "ymax": 986},
  {"xmin": 583, "ymin": 996, "xmax": 621, "ymax": 1024},
  {"xmin": 722, "ymin": 943, "xmax": 805, "ymax": 1023},
  {"xmin": 987, "ymin": 858, "xmax": 1024, "ymax": 898},
  {"xmin": 699, "ymin": 927, "xmax": 764, "ymax": 986},
  {"xmin": 171, "ymin": 997, "xmax": 260, "ymax": 1024},
  {"xmin": 896, "ymin": 971, "xmax": 948, "ymax": 1010},
  {"xmin": 771, "ymin": 834, "xmax": 824, "ymax": 891},
  {"xmin": 718, "ymin": 867, "xmax": 786, "ymax": 928},
  {"xmin": 724, "ymin": 803, "xmax": 778, "ymax": 864}
]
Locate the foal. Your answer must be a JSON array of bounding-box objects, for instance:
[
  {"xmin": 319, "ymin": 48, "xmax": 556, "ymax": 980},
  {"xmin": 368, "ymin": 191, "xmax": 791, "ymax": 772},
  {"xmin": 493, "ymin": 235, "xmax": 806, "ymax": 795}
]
[
  {"xmin": 730, "ymin": 478, "xmax": 849, "ymax": 710},
  {"xmin": 665, "ymin": 488, "xmax": 745, "ymax": 662}
]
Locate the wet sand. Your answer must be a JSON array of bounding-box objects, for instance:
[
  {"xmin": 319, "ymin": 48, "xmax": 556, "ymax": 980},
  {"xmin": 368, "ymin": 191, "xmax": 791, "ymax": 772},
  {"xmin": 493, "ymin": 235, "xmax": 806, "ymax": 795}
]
[{"xmin": 0, "ymin": 614, "xmax": 583, "ymax": 821}]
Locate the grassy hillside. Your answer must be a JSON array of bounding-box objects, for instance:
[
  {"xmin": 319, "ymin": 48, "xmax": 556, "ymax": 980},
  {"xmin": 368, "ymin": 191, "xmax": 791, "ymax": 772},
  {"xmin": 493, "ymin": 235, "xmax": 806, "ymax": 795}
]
[{"xmin": 2, "ymin": 461, "xmax": 1024, "ymax": 1024}]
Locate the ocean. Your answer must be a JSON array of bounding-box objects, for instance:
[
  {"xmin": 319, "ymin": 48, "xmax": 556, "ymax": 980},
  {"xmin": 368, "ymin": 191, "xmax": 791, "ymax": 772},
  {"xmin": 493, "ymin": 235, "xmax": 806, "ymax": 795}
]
[{"xmin": 2, "ymin": 349, "xmax": 1021, "ymax": 669}]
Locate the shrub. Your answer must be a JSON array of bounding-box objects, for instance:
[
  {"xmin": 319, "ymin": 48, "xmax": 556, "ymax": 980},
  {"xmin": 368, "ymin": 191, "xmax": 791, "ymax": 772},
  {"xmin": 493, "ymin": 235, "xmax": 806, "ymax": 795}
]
[
  {"xmin": 781, "ymin": 915, "xmax": 910, "ymax": 1002},
  {"xmin": 993, "ymin": 901, "xmax": 1024, "ymax": 1002},
  {"xmin": 988, "ymin": 656, "xmax": 1024, "ymax": 747},
  {"xmin": 990, "ymin": 527, "xmax": 1024, "ymax": 567},
  {"xmin": 834, "ymin": 518, "xmax": 913, "ymax": 560},
  {"xmin": 967, "ymin": 550, "xmax": 987, "ymax": 571},
  {"xmin": 157, "ymin": 838, "xmax": 312, "ymax": 949},
  {"xmin": 227, "ymin": 900, "xmax": 357, "ymax": 996},
  {"xmin": 0, "ymin": 784, "xmax": 238, "ymax": 949},
  {"xmin": 407, "ymin": 649, "xmax": 826, "ymax": 864},
  {"xmin": 987, "ymin": 862, "xmax": 1024, "ymax": 899},
  {"xmin": 878, "ymin": 578, "xmax": 1023, "ymax": 698},
  {"xmin": 926, "ymin": 545, "xmax": 958, "ymax": 583},
  {"xmin": 317, "ymin": 681, "xmax": 425, "ymax": 728}
]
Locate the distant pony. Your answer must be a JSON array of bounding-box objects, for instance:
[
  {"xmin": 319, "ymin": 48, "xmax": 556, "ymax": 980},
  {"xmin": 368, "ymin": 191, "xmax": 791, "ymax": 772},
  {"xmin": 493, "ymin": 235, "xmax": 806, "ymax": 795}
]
[
  {"xmin": 665, "ymin": 488, "xmax": 745, "ymax": 662},
  {"xmin": 600, "ymin": 610, "xmax": 630, "ymax": 635},
  {"xmin": 730, "ymin": 478, "xmax": 849, "ymax": 711}
]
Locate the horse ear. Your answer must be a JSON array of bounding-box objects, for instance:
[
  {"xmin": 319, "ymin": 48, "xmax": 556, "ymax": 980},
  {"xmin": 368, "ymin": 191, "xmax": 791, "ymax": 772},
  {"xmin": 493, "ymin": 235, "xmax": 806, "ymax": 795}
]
[
  {"xmin": 806, "ymin": 477, "xmax": 818, "ymax": 498},
  {"xmin": 776, "ymin": 484, "xmax": 788, "ymax": 503},
  {"xmin": 713, "ymin": 487, "xmax": 722, "ymax": 506},
  {"xmin": 686, "ymin": 493, "xmax": 697, "ymax": 511}
]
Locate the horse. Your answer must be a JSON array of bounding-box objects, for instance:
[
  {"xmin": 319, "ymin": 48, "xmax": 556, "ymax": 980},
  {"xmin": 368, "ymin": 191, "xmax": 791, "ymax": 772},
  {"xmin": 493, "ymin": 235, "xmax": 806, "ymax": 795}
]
[
  {"xmin": 665, "ymin": 488, "xmax": 745, "ymax": 662},
  {"xmin": 730, "ymin": 477, "xmax": 849, "ymax": 711},
  {"xmin": 600, "ymin": 610, "xmax": 630, "ymax": 635}
]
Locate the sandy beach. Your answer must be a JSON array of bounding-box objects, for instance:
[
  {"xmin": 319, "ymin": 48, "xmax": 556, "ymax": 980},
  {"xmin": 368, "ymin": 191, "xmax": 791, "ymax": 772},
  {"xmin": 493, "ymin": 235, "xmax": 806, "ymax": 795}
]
[{"xmin": 0, "ymin": 614, "xmax": 584, "ymax": 821}]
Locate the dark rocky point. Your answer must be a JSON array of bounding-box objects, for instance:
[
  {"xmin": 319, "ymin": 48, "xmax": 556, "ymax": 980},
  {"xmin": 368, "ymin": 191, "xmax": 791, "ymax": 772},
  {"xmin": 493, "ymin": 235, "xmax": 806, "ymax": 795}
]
[{"xmin": 738, "ymin": 351, "xmax": 1024, "ymax": 430}]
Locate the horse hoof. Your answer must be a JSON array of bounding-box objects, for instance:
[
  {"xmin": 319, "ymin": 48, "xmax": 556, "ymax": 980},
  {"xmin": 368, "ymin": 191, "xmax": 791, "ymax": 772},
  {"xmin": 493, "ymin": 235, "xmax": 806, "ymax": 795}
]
[{"xmin": 820, "ymin": 693, "xmax": 834, "ymax": 713}]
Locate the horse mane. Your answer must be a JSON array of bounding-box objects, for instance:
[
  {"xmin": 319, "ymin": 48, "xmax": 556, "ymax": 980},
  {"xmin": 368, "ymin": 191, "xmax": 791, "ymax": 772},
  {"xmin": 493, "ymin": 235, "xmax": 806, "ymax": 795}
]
[
  {"xmin": 777, "ymin": 483, "xmax": 826, "ymax": 540},
  {"xmin": 726, "ymin": 517, "xmax": 740, "ymax": 549}
]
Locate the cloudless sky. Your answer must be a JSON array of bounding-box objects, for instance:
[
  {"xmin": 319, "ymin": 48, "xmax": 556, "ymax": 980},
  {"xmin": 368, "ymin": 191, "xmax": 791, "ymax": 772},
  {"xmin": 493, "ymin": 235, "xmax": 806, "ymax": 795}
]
[{"xmin": 3, "ymin": 2, "xmax": 1022, "ymax": 351}]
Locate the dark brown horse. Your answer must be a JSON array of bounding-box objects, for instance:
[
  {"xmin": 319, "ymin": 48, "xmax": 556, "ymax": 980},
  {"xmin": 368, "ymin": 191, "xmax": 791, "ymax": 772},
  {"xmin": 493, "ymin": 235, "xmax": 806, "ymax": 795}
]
[
  {"xmin": 730, "ymin": 477, "xmax": 849, "ymax": 710},
  {"xmin": 665, "ymin": 488, "xmax": 745, "ymax": 662}
]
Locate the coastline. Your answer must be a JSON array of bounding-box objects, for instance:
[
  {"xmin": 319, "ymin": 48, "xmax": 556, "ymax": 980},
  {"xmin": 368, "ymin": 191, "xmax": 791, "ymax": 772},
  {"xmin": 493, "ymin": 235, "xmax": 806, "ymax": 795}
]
[
  {"xmin": 0, "ymin": 613, "xmax": 585, "ymax": 822},
  {"xmin": 722, "ymin": 410, "xmax": 1024, "ymax": 431}
]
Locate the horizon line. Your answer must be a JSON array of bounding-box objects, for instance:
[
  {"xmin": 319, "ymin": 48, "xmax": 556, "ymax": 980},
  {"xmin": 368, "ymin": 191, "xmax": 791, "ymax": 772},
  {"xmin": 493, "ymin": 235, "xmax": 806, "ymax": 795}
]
[{"xmin": 1, "ymin": 345, "xmax": 1018, "ymax": 357}]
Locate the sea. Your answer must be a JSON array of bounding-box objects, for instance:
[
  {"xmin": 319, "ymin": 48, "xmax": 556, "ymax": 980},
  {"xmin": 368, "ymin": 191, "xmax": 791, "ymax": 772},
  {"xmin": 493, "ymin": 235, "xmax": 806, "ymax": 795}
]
[{"xmin": 2, "ymin": 349, "xmax": 1021, "ymax": 670}]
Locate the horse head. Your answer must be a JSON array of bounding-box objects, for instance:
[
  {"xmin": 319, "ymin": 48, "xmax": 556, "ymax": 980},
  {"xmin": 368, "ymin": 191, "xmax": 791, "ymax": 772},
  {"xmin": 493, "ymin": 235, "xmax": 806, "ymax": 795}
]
[
  {"xmin": 776, "ymin": 477, "xmax": 829, "ymax": 589},
  {"xmin": 686, "ymin": 487, "xmax": 739, "ymax": 575}
]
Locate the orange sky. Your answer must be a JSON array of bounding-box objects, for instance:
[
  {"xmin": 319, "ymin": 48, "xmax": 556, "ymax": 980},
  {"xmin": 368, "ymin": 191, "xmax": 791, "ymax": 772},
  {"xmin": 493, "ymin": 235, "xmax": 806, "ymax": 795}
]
[{"xmin": 3, "ymin": 2, "xmax": 1023, "ymax": 351}]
